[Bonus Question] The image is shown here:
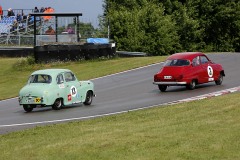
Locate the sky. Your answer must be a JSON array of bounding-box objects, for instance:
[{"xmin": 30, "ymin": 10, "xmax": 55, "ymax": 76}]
[{"xmin": 1, "ymin": 0, "xmax": 104, "ymax": 27}]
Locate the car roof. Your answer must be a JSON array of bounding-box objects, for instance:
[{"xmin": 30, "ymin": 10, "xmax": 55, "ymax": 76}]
[
  {"xmin": 31, "ymin": 69, "xmax": 72, "ymax": 76},
  {"xmin": 167, "ymin": 52, "xmax": 205, "ymax": 61}
]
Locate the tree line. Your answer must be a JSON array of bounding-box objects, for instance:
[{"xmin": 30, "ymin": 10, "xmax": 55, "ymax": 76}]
[{"xmin": 101, "ymin": 0, "xmax": 240, "ymax": 55}]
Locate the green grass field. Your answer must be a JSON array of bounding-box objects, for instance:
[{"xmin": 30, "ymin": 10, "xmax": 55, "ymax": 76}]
[{"xmin": 0, "ymin": 56, "xmax": 239, "ymax": 159}]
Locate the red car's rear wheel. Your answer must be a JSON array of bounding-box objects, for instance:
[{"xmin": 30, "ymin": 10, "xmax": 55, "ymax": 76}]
[
  {"xmin": 187, "ymin": 80, "xmax": 196, "ymax": 90},
  {"xmin": 158, "ymin": 85, "xmax": 167, "ymax": 92}
]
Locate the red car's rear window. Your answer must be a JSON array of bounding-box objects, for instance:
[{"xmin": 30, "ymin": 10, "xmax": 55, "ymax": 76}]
[{"xmin": 163, "ymin": 59, "xmax": 190, "ymax": 66}]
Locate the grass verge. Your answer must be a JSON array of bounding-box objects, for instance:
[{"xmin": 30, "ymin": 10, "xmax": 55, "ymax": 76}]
[
  {"xmin": 0, "ymin": 56, "xmax": 166, "ymax": 100},
  {"xmin": 0, "ymin": 92, "xmax": 239, "ymax": 159}
]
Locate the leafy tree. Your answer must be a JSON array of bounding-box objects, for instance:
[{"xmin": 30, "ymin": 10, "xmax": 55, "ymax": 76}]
[
  {"xmin": 138, "ymin": 2, "xmax": 180, "ymax": 55},
  {"xmin": 103, "ymin": 0, "xmax": 180, "ymax": 55},
  {"xmin": 184, "ymin": 0, "xmax": 240, "ymax": 51},
  {"xmin": 101, "ymin": 0, "xmax": 240, "ymax": 54},
  {"xmin": 79, "ymin": 22, "xmax": 95, "ymax": 38},
  {"xmin": 171, "ymin": 5, "xmax": 205, "ymax": 51}
]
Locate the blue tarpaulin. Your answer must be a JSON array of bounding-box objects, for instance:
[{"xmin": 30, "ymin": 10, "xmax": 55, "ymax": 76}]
[{"xmin": 87, "ymin": 38, "xmax": 109, "ymax": 44}]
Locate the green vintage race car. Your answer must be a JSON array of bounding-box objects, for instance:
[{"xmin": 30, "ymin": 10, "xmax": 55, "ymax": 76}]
[{"xmin": 19, "ymin": 69, "xmax": 95, "ymax": 112}]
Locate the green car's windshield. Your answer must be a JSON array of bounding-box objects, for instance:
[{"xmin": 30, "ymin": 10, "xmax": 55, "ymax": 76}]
[
  {"xmin": 28, "ymin": 74, "xmax": 52, "ymax": 84},
  {"xmin": 163, "ymin": 59, "xmax": 190, "ymax": 66}
]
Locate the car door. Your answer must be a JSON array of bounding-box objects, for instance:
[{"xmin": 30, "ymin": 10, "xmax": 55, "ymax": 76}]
[
  {"xmin": 199, "ymin": 55, "xmax": 214, "ymax": 83},
  {"xmin": 192, "ymin": 56, "xmax": 205, "ymax": 83},
  {"xmin": 63, "ymin": 71, "xmax": 82, "ymax": 104},
  {"xmin": 56, "ymin": 73, "xmax": 66, "ymax": 100}
]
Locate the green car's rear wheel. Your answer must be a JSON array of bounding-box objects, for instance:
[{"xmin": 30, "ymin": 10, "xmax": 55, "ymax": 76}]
[
  {"xmin": 52, "ymin": 98, "xmax": 63, "ymax": 110},
  {"xmin": 23, "ymin": 104, "xmax": 34, "ymax": 112}
]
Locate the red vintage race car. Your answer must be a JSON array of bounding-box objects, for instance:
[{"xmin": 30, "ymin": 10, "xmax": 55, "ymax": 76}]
[{"xmin": 153, "ymin": 52, "xmax": 225, "ymax": 92}]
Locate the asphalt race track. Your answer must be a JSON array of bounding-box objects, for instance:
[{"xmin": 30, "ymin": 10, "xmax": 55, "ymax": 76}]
[{"xmin": 1, "ymin": 53, "xmax": 240, "ymax": 134}]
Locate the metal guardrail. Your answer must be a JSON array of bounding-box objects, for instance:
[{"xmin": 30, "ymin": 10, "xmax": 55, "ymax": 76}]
[
  {"xmin": 117, "ymin": 51, "xmax": 147, "ymax": 57},
  {"xmin": 0, "ymin": 35, "xmax": 34, "ymax": 46}
]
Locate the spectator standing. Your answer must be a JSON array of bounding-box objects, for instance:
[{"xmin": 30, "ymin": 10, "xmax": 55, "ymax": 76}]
[
  {"xmin": 11, "ymin": 19, "xmax": 18, "ymax": 32},
  {"xmin": 34, "ymin": 7, "xmax": 39, "ymax": 13},
  {"xmin": 67, "ymin": 27, "xmax": 74, "ymax": 34},
  {"xmin": 45, "ymin": 26, "xmax": 55, "ymax": 35},
  {"xmin": 0, "ymin": 5, "xmax": 3, "ymax": 20},
  {"xmin": 7, "ymin": 8, "xmax": 15, "ymax": 17},
  {"xmin": 40, "ymin": 7, "xmax": 45, "ymax": 13},
  {"xmin": 27, "ymin": 13, "xmax": 34, "ymax": 25},
  {"xmin": 16, "ymin": 13, "xmax": 22, "ymax": 22},
  {"xmin": 43, "ymin": 7, "xmax": 55, "ymax": 21},
  {"xmin": 20, "ymin": 13, "xmax": 27, "ymax": 30},
  {"xmin": 22, "ymin": 13, "xmax": 27, "ymax": 21}
]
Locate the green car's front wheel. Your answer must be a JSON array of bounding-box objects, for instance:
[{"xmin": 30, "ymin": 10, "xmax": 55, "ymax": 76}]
[
  {"xmin": 52, "ymin": 98, "xmax": 63, "ymax": 110},
  {"xmin": 23, "ymin": 104, "xmax": 34, "ymax": 112},
  {"xmin": 84, "ymin": 91, "xmax": 93, "ymax": 105}
]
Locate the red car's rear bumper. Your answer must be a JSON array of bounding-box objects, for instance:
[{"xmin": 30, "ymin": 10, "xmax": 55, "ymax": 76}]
[{"xmin": 153, "ymin": 81, "xmax": 187, "ymax": 85}]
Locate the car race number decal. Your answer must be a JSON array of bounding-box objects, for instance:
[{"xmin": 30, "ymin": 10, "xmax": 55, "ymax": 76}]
[
  {"xmin": 70, "ymin": 86, "xmax": 77, "ymax": 97},
  {"xmin": 207, "ymin": 66, "xmax": 214, "ymax": 81}
]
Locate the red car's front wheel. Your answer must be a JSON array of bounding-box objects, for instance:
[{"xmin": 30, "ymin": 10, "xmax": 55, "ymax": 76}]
[{"xmin": 215, "ymin": 73, "xmax": 223, "ymax": 85}]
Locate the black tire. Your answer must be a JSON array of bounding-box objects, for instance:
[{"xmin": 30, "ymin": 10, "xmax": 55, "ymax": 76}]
[
  {"xmin": 23, "ymin": 105, "xmax": 33, "ymax": 112},
  {"xmin": 158, "ymin": 85, "xmax": 167, "ymax": 92},
  {"xmin": 52, "ymin": 98, "xmax": 63, "ymax": 110},
  {"xmin": 84, "ymin": 91, "xmax": 93, "ymax": 105},
  {"xmin": 215, "ymin": 73, "xmax": 223, "ymax": 85},
  {"xmin": 187, "ymin": 80, "xmax": 196, "ymax": 90}
]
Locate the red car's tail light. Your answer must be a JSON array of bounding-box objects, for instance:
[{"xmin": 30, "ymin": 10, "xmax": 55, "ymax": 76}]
[
  {"xmin": 154, "ymin": 75, "xmax": 157, "ymax": 81},
  {"xmin": 154, "ymin": 74, "xmax": 160, "ymax": 82}
]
